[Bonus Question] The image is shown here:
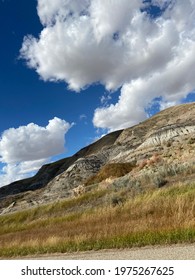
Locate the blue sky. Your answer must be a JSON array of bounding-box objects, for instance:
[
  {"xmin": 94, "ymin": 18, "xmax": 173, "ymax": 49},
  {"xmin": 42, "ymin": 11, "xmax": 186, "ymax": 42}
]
[
  {"xmin": 0, "ymin": 0, "xmax": 195, "ymax": 186},
  {"xmin": 0, "ymin": 0, "xmax": 102, "ymax": 153}
]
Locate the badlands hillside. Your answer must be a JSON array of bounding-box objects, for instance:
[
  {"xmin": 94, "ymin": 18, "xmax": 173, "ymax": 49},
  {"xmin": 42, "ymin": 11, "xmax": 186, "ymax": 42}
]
[{"xmin": 0, "ymin": 102, "xmax": 194, "ymax": 214}]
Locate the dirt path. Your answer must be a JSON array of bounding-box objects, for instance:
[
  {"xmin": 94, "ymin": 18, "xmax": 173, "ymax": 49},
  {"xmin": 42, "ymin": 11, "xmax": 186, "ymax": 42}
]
[{"xmin": 19, "ymin": 243, "xmax": 195, "ymax": 260}]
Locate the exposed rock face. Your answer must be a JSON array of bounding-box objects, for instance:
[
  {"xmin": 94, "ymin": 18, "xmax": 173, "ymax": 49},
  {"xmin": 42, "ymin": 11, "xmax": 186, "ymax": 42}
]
[
  {"xmin": 41, "ymin": 155, "xmax": 107, "ymax": 200},
  {"xmin": 0, "ymin": 130, "xmax": 122, "ymax": 199},
  {"xmin": 0, "ymin": 102, "xmax": 194, "ymax": 214},
  {"xmin": 139, "ymin": 124, "xmax": 195, "ymax": 149}
]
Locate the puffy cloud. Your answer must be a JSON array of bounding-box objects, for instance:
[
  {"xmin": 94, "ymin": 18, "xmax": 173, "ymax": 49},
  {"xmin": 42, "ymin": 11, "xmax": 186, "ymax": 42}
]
[
  {"xmin": 21, "ymin": 0, "xmax": 195, "ymax": 131},
  {"xmin": 20, "ymin": 0, "xmax": 145, "ymax": 91},
  {"xmin": 0, "ymin": 117, "xmax": 72, "ymax": 186},
  {"xmin": 0, "ymin": 117, "xmax": 71, "ymax": 163},
  {"xmin": 93, "ymin": 82, "xmax": 148, "ymax": 131},
  {"xmin": 0, "ymin": 159, "xmax": 49, "ymax": 187},
  {"xmin": 37, "ymin": 0, "xmax": 90, "ymax": 25},
  {"xmin": 94, "ymin": 41, "xmax": 195, "ymax": 130}
]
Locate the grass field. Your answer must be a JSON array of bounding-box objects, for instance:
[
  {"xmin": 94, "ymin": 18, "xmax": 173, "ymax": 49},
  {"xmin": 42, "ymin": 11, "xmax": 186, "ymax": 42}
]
[{"xmin": 0, "ymin": 181, "xmax": 195, "ymax": 258}]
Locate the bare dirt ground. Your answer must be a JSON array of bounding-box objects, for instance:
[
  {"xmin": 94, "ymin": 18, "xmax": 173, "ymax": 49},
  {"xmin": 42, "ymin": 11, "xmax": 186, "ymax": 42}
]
[{"xmin": 14, "ymin": 243, "xmax": 195, "ymax": 260}]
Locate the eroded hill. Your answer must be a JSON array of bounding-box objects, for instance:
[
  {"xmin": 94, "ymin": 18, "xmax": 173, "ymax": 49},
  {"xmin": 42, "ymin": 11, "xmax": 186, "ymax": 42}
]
[{"xmin": 0, "ymin": 102, "xmax": 194, "ymax": 214}]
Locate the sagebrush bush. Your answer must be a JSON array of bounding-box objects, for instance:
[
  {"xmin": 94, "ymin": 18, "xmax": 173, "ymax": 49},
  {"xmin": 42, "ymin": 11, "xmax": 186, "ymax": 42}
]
[
  {"xmin": 134, "ymin": 161, "xmax": 195, "ymax": 189},
  {"xmin": 111, "ymin": 195, "xmax": 124, "ymax": 207},
  {"xmin": 152, "ymin": 175, "xmax": 168, "ymax": 188},
  {"xmin": 188, "ymin": 137, "xmax": 195, "ymax": 144}
]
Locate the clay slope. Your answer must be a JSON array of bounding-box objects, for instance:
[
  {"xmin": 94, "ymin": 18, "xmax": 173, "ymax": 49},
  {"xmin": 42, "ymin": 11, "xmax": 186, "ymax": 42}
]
[
  {"xmin": 0, "ymin": 102, "xmax": 194, "ymax": 214},
  {"xmin": 0, "ymin": 130, "xmax": 122, "ymax": 211}
]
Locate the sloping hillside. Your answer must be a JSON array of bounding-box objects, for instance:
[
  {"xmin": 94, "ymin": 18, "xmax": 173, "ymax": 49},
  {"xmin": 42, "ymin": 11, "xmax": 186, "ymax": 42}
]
[{"xmin": 0, "ymin": 102, "xmax": 194, "ymax": 214}]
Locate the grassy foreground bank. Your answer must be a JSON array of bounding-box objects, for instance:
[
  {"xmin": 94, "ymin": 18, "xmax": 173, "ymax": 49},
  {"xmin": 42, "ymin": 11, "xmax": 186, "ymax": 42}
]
[{"xmin": 0, "ymin": 183, "xmax": 195, "ymax": 257}]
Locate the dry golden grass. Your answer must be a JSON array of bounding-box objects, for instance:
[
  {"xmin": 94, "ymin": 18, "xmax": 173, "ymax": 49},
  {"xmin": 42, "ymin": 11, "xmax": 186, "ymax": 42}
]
[
  {"xmin": 85, "ymin": 162, "xmax": 136, "ymax": 186},
  {"xmin": 0, "ymin": 182, "xmax": 195, "ymax": 257}
]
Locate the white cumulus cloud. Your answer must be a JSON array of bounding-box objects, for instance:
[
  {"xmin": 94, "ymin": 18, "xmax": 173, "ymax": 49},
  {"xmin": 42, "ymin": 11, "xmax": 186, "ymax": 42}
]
[
  {"xmin": 0, "ymin": 159, "xmax": 48, "ymax": 187},
  {"xmin": 0, "ymin": 117, "xmax": 72, "ymax": 187},
  {"xmin": 21, "ymin": 0, "xmax": 195, "ymax": 131}
]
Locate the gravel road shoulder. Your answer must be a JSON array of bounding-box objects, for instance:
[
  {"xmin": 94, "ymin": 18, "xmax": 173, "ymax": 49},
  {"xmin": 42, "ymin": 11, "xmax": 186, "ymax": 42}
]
[{"xmin": 12, "ymin": 243, "xmax": 195, "ymax": 260}]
